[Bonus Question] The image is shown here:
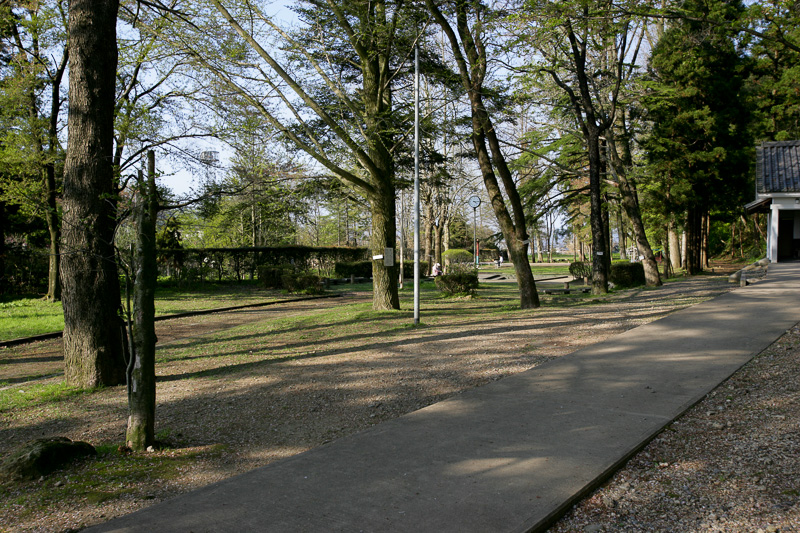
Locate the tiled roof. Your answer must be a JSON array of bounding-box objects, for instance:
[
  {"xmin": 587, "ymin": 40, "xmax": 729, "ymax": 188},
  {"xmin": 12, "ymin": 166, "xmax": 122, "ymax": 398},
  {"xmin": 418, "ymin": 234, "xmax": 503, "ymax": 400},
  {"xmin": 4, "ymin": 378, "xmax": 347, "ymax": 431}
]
[{"xmin": 757, "ymin": 140, "xmax": 800, "ymax": 193}]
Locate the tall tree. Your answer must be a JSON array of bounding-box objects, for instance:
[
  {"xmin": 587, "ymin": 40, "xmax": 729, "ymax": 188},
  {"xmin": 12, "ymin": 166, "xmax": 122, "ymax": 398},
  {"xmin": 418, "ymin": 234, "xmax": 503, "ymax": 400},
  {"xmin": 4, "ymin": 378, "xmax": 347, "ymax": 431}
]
[
  {"xmin": 60, "ymin": 0, "xmax": 126, "ymax": 387},
  {"xmin": 166, "ymin": 0, "xmax": 422, "ymax": 310},
  {"xmin": 513, "ymin": 0, "xmax": 660, "ymax": 293},
  {"xmin": 643, "ymin": 0, "xmax": 752, "ymax": 274},
  {"xmin": 747, "ymin": 0, "xmax": 800, "ymax": 141},
  {"xmin": 426, "ymin": 0, "xmax": 541, "ymax": 308}
]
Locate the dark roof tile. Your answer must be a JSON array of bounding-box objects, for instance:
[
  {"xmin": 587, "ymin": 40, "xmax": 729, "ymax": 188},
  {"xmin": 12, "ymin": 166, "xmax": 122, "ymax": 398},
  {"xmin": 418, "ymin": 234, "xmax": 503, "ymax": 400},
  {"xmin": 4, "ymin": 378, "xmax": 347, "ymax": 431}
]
[{"xmin": 757, "ymin": 140, "xmax": 800, "ymax": 193}]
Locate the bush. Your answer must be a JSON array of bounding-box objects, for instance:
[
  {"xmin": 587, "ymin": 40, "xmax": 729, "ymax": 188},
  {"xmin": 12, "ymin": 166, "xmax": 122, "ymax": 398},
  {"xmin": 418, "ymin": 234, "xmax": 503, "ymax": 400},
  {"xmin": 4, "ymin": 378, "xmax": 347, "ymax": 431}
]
[
  {"xmin": 435, "ymin": 272, "xmax": 479, "ymax": 296},
  {"xmin": 609, "ymin": 261, "xmax": 645, "ymax": 288},
  {"xmin": 569, "ymin": 261, "xmax": 592, "ymax": 280},
  {"xmin": 442, "ymin": 249, "xmax": 474, "ymax": 274},
  {"xmin": 282, "ymin": 272, "xmax": 324, "ymax": 294},
  {"xmin": 334, "ymin": 261, "xmax": 372, "ymax": 279}
]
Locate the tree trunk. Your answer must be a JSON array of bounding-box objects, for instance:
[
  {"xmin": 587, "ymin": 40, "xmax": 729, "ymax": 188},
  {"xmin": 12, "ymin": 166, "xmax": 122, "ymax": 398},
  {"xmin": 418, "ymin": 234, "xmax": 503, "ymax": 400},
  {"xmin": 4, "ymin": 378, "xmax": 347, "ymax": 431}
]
[
  {"xmin": 434, "ymin": 222, "xmax": 443, "ymax": 268},
  {"xmin": 701, "ymin": 211, "xmax": 710, "ymax": 269},
  {"xmin": 427, "ymin": 0, "xmax": 538, "ymax": 308},
  {"xmin": 685, "ymin": 207, "xmax": 702, "ymax": 274},
  {"xmin": 0, "ymin": 201, "xmax": 5, "ymax": 294},
  {"xmin": 127, "ymin": 152, "xmax": 158, "ymax": 451},
  {"xmin": 61, "ymin": 0, "xmax": 126, "ymax": 388},
  {"xmin": 617, "ymin": 176, "xmax": 661, "ymax": 286},
  {"xmin": 587, "ymin": 128, "xmax": 608, "ymax": 294},
  {"xmin": 44, "ymin": 46, "xmax": 68, "ymax": 302},
  {"xmin": 602, "ymin": 193, "xmax": 611, "ymax": 272},
  {"xmin": 45, "ymin": 192, "xmax": 60, "ymax": 302},
  {"xmin": 617, "ymin": 207, "xmax": 627, "ymax": 260},
  {"xmin": 369, "ymin": 191, "xmax": 399, "ymax": 311},
  {"xmin": 423, "ymin": 198, "xmax": 433, "ymax": 275},
  {"xmin": 607, "ymin": 124, "xmax": 661, "ymax": 286},
  {"xmin": 668, "ymin": 221, "xmax": 681, "ymax": 271}
]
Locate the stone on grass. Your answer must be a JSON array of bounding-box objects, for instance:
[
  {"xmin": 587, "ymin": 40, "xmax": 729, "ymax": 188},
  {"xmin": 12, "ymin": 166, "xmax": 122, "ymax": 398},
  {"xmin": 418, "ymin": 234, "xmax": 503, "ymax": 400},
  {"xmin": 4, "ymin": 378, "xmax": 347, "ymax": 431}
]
[{"xmin": 0, "ymin": 437, "xmax": 96, "ymax": 482}]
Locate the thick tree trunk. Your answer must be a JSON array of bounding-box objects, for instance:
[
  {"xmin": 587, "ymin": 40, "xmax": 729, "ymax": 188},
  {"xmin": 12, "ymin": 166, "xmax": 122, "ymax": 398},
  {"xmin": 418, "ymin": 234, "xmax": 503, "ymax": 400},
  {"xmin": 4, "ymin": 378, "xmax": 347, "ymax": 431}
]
[
  {"xmin": 127, "ymin": 153, "xmax": 158, "ymax": 451},
  {"xmin": 61, "ymin": 0, "xmax": 125, "ymax": 388},
  {"xmin": 369, "ymin": 191, "xmax": 399, "ymax": 311},
  {"xmin": 434, "ymin": 222, "xmax": 443, "ymax": 268},
  {"xmin": 587, "ymin": 129, "xmax": 608, "ymax": 294}
]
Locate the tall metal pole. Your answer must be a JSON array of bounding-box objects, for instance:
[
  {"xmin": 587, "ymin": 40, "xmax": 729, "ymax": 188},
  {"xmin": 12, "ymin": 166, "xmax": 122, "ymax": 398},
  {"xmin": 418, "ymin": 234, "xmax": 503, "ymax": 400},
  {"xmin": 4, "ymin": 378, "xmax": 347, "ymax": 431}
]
[
  {"xmin": 413, "ymin": 46, "xmax": 420, "ymax": 324},
  {"xmin": 473, "ymin": 207, "xmax": 478, "ymax": 268}
]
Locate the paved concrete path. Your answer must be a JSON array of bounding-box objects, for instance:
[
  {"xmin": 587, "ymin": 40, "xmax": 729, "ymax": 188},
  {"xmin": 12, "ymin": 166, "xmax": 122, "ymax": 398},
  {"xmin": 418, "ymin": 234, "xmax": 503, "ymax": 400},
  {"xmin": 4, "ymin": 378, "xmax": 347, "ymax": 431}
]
[{"xmin": 89, "ymin": 264, "xmax": 800, "ymax": 533}]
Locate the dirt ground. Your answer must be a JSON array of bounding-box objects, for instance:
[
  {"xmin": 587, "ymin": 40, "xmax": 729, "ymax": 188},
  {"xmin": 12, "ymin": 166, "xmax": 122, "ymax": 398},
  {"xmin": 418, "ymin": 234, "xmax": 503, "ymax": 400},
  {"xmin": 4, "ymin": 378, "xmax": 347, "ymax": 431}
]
[{"xmin": 2, "ymin": 268, "xmax": 775, "ymax": 532}]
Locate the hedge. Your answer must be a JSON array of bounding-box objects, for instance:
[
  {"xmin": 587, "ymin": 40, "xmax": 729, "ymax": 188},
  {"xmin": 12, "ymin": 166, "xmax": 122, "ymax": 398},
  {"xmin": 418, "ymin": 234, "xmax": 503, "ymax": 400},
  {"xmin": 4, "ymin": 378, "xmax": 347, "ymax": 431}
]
[{"xmin": 158, "ymin": 245, "xmax": 369, "ymax": 283}]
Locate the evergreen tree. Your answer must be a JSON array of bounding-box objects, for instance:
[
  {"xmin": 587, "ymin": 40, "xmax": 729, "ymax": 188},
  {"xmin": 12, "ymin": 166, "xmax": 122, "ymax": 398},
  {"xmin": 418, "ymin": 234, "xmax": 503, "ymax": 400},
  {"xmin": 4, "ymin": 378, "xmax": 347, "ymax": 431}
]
[{"xmin": 643, "ymin": 0, "xmax": 753, "ymax": 274}]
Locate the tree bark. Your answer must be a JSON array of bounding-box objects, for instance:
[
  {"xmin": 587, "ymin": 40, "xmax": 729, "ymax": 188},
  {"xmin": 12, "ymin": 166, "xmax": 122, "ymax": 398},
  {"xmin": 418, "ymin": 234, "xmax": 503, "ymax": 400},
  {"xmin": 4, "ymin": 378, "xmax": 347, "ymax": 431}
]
[
  {"xmin": 126, "ymin": 152, "xmax": 158, "ymax": 451},
  {"xmin": 369, "ymin": 191, "xmax": 399, "ymax": 311},
  {"xmin": 668, "ymin": 221, "xmax": 681, "ymax": 271},
  {"xmin": 61, "ymin": 0, "xmax": 126, "ymax": 388}
]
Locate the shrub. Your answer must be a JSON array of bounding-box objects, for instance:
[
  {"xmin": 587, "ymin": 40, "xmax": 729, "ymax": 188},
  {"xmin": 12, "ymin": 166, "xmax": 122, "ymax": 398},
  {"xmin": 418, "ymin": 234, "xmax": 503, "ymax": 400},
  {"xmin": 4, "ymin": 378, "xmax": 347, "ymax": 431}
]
[
  {"xmin": 435, "ymin": 272, "xmax": 479, "ymax": 296},
  {"xmin": 609, "ymin": 261, "xmax": 645, "ymax": 288},
  {"xmin": 569, "ymin": 261, "xmax": 592, "ymax": 279},
  {"xmin": 282, "ymin": 272, "xmax": 324, "ymax": 294},
  {"xmin": 442, "ymin": 248, "xmax": 474, "ymax": 274}
]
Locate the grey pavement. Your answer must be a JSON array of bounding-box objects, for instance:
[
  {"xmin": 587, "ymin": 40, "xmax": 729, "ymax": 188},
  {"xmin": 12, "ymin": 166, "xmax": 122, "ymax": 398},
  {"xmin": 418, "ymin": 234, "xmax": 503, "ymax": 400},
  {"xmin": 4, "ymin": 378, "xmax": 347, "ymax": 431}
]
[{"xmin": 88, "ymin": 263, "xmax": 800, "ymax": 533}]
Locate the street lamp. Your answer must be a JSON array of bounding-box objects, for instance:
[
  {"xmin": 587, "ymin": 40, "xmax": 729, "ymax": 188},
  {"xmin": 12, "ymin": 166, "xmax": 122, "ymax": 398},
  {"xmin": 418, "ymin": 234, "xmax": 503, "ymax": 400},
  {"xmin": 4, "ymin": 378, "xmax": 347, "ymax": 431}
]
[{"xmin": 468, "ymin": 195, "xmax": 481, "ymax": 268}]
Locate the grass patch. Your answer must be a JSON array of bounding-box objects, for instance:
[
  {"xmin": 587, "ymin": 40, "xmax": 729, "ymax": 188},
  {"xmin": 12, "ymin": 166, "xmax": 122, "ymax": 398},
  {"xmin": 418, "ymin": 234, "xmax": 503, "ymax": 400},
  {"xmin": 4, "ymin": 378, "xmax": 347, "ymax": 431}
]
[
  {"xmin": 0, "ymin": 442, "xmax": 227, "ymax": 522},
  {"xmin": 0, "ymin": 382, "xmax": 89, "ymax": 413},
  {"xmin": 0, "ymin": 282, "xmax": 288, "ymax": 341},
  {"xmin": 0, "ymin": 296, "xmax": 64, "ymax": 340}
]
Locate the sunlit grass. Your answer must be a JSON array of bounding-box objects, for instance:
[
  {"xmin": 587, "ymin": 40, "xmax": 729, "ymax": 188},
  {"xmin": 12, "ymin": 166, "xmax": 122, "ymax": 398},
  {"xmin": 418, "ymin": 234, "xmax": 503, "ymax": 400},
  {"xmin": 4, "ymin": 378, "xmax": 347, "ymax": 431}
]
[
  {"xmin": 0, "ymin": 282, "xmax": 288, "ymax": 341},
  {"xmin": 0, "ymin": 296, "xmax": 64, "ymax": 340},
  {"xmin": 0, "ymin": 381, "xmax": 89, "ymax": 413}
]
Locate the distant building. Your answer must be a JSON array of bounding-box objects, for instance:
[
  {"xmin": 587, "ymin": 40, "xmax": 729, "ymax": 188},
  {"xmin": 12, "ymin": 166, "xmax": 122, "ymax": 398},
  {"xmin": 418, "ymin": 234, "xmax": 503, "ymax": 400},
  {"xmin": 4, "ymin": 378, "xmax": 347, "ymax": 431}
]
[{"xmin": 745, "ymin": 140, "xmax": 800, "ymax": 262}]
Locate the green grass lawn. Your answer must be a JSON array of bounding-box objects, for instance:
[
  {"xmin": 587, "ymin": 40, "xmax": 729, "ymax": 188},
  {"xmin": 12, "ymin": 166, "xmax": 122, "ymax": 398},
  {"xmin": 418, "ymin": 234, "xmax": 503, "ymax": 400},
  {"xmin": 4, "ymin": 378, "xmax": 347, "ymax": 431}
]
[
  {"xmin": 0, "ymin": 282, "xmax": 287, "ymax": 342},
  {"xmin": 0, "ymin": 296, "xmax": 65, "ymax": 341}
]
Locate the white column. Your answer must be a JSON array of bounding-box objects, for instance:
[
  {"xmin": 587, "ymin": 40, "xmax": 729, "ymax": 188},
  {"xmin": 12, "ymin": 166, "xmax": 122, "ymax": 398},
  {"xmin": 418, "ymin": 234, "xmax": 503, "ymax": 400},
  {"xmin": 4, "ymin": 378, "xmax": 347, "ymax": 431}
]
[{"xmin": 769, "ymin": 203, "xmax": 780, "ymax": 262}]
